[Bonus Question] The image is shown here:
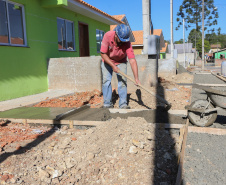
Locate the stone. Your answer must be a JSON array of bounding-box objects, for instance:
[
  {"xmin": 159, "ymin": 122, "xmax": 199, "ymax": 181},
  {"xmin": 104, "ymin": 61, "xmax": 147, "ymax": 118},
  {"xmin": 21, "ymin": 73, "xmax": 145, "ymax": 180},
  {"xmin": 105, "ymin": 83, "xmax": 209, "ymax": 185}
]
[
  {"xmin": 129, "ymin": 146, "xmax": 138, "ymax": 154},
  {"xmin": 65, "ymin": 158, "xmax": 77, "ymax": 169},
  {"xmin": 38, "ymin": 169, "xmax": 50, "ymax": 181},
  {"xmin": 163, "ymin": 152, "xmax": 172, "ymax": 160},
  {"xmin": 86, "ymin": 152, "xmax": 95, "ymax": 160}
]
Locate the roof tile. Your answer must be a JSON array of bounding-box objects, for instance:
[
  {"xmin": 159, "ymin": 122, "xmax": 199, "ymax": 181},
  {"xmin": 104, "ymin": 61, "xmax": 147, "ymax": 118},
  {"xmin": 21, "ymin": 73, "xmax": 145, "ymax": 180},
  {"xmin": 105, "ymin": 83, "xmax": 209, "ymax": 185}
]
[
  {"xmin": 74, "ymin": 0, "xmax": 123, "ymax": 24},
  {"xmin": 131, "ymin": 29, "xmax": 162, "ymax": 45}
]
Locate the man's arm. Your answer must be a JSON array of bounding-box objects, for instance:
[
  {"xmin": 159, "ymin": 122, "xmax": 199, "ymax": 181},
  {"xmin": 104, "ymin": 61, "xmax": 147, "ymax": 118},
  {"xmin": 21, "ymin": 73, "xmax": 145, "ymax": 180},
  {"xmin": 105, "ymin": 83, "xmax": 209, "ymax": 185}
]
[
  {"xmin": 129, "ymin": 58, "xmax": 141, "ymax": 85},
  {"xmin": 101, "ymin": 52, "xmax": 119, "ymax": 73}
]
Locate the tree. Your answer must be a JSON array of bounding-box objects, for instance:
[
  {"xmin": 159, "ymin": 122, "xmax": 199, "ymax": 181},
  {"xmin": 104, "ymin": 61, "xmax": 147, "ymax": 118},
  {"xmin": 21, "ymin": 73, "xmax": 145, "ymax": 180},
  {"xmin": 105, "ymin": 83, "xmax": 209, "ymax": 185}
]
[
  {"xmin": 196, "ymin": 39, "xmax": 210, "ymax": 57},
  {"xmin": 174, "ymin": 39, "xmax": 184, "ymax": 44},
  {"xmin": 164, "ymin": 40, "xmax": 170, "ymax": 44},
  {"xmin": 205, "ymin": 32, "xmax": 217, "ymax": 45},
  {"xmin": 218, "ymin": 34, "xmax": 226, "ymax": 48},
  {"xmin": 188, "ymin": 29, "xmax": 202, "ymax": 48},
  {"xmin": 176, "ymin": 0, "xmax": 218, "ymax": 32}
]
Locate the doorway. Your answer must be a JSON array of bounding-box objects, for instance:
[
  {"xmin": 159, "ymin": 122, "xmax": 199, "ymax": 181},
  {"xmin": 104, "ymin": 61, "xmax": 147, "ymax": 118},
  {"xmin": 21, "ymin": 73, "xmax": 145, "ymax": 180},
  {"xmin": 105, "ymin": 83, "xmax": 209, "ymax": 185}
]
[{"xmin": 79, "ymin": 22, "xmax": 90, "ymax": 57}]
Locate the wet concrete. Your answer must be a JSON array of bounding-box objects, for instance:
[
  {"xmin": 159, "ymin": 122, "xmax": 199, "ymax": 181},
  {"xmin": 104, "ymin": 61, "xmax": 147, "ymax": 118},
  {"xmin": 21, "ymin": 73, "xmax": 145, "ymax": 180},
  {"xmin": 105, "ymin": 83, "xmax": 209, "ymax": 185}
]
[{"xmin": 0, "ymin": 107, "xmax": 186, "ymax": 124}]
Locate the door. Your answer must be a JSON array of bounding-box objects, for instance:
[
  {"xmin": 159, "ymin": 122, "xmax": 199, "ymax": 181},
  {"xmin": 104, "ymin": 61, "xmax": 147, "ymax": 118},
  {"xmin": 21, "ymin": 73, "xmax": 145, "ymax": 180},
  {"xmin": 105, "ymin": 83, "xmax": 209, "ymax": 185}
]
[{"xmin": 79, "ymin": 22, "xmax": 90, "ymax": 57}]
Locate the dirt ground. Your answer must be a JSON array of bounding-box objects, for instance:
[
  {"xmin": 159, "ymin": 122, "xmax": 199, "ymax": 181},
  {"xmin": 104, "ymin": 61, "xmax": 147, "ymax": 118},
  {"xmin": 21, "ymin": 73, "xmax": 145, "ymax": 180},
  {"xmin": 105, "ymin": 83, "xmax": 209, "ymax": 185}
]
[
  {"xmin": 34, "ymin": 72, "xmax": 193, "ymax": 110},
  {"xmin": 0, "ymin": 72, "xmax": 193, "ymax": 184}
]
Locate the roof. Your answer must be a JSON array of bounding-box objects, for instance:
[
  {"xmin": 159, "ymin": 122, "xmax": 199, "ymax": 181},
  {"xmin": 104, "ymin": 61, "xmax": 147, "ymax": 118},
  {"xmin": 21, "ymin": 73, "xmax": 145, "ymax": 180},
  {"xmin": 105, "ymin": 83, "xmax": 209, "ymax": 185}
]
[
  {"xmin": 110, "ymin": 14, "xmax": 135, "ymax": 42},
  {"xmin": 160, "ymin": 43, "xmax": 168, "ymax": 53},
  {"xmin": 213, "ymin": 48, "xmax": 226, "ymax": 53},
  {"xmin": 210, "ymin": 44, "xmax": 221, "ymax": 49},
  {"xmin": 66, "ymin": 0, "xmax": 123, "ymax": 25},
  {"xmin": 131, "ymin": 29, "xmax": 162, "ymax": 45},
  {"xmin": 110, "ymin": 15, "xmax": 126, "ymax": 31}
]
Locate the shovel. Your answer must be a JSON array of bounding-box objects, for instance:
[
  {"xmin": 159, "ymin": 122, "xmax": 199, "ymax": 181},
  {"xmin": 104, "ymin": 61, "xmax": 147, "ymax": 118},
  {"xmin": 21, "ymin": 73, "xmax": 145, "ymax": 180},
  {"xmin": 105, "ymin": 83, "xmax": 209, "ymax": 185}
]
[{"xmin": 117, "ymin": 70, "xmax": 172, "ymax": 111}]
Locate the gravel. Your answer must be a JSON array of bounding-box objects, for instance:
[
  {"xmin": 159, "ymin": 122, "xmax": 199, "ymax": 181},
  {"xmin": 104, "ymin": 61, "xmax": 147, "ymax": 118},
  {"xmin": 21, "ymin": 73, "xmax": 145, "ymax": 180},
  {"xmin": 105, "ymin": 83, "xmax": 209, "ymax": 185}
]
[{"xmin": 183, "ymin": 133, "xmax": 226, "ymax": 185}]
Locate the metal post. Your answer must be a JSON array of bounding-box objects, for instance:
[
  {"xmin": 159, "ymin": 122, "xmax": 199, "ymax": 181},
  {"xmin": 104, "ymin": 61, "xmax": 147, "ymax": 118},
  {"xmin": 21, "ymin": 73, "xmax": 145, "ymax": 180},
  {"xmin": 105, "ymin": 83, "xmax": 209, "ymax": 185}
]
[
  {"xmin": 142, "ymin": 0, "xmax": 150, "ymax": 54},
  {"xmin": 202, "ymin": 0, "xmax": 204, "ymax": 70},
  {"xmin": 170, "ymin": 0, "xmax": 174, "ymax": 59}
]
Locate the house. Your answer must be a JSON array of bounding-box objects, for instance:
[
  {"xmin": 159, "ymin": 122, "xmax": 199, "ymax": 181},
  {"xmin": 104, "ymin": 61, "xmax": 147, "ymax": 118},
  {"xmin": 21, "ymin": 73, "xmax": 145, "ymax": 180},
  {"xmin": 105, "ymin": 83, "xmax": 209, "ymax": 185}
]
[
  {"xmin": 213, "ymin": 48, "xmax": 226, "ymax": 59},
  {"xmin": 168, "ymin": 43, "xmax": 193, "ymax": 54},
  {"xmin": 110, "ymin": 14, "xmax": 135, "ymax": 42},
  {"xmin": 131, "ymin": 29, "xmax": 167, "ymax": 59},
  {"xmin": 0, "ymin": 0, "xmax": 122, "ymax": 101},
  {"xmin": 167, "ymin": 43, "xmax": 196, "ymax": 66}
]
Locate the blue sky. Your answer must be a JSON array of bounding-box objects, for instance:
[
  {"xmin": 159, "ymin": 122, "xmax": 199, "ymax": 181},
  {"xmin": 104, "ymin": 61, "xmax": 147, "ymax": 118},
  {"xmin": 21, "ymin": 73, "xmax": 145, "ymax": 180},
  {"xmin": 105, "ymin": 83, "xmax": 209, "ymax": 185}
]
[{"xmin": 84, "ymin": 0, "xmax": 226, "ymax": 42}]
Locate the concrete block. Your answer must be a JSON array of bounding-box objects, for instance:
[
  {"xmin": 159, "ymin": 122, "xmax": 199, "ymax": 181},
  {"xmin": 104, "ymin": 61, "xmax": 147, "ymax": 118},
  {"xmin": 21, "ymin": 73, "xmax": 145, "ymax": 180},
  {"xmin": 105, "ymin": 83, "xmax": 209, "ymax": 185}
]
[{"xmin": 48, "ymin": 55, "xmax": 177, "ymax": 93}]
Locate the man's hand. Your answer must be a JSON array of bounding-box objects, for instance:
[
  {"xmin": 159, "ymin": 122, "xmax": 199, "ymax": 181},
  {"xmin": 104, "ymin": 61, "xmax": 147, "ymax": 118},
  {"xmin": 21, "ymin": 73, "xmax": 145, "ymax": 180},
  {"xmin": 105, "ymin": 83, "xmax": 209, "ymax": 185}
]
[
  {"xmin": 135, "ymin": 78, "xmax": 141, "ymax": 86},
  {"xmin": 112, "ymin": 65, "xmax": 119, "ymax": 73}
]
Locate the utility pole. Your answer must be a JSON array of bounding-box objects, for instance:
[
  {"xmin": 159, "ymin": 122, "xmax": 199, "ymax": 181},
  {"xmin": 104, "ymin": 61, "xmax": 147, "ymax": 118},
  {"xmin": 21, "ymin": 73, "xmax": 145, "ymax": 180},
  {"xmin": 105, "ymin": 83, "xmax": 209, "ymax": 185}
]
[
  {"xmin": 170, "ymin": 0, "xmax": 174, "ymax": 59},
  {"xmin": 202, "ymin": 0, "xmax": 204, "ymax": 70},
  {"xmin": 142, "ymin": 0, "xmax": 150, "ymax": 54},
  {"xmin": 183, "ymin": 19, "xmax": 185, "ymax": 68}
]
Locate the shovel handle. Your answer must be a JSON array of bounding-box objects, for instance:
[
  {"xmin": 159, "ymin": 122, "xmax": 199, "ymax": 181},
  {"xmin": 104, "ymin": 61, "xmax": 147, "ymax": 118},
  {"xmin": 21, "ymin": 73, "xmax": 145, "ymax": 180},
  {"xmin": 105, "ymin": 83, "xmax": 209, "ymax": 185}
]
[{"xmin": 117, "ymin": 70, "xmax": 171, "ymax": 107}]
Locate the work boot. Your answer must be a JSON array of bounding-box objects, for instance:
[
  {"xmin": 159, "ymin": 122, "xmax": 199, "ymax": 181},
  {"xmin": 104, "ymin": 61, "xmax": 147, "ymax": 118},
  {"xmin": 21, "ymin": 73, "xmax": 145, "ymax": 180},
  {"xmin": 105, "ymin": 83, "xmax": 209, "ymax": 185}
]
[
  {"xmin": 102, "ymin": 105, "xmax": 114, "ymax": 108},
  {"xmin": 120, "ymin": 105, "xmax": 130, "ymax": 109}
]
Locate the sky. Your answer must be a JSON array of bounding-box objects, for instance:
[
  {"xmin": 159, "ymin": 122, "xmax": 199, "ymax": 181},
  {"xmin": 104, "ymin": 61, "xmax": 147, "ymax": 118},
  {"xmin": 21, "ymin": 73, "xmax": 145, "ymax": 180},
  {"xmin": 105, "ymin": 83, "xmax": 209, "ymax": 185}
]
[{"xmin": 84, "ymin": 0, "xmax": 226, "ymax": 42}]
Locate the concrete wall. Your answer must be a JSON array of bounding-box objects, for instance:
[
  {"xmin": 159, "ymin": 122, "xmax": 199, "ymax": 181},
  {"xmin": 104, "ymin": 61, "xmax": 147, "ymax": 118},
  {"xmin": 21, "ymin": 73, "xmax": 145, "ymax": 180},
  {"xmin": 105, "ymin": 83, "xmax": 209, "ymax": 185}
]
[
  {"xmin": 48, "ymin": 55, "xmax": 176, "ymax": 93},
  {"xmin": 195, "ymin": 59, "xmax": 226, "ymax": 67},
  {"xmin": 166, "ymin": 53, "xmax": 195, "ymax": 66}
]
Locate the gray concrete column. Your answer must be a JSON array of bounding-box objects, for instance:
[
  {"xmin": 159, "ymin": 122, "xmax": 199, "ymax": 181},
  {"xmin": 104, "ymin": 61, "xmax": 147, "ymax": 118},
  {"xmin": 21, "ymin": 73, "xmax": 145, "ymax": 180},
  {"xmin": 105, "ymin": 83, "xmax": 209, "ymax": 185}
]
[{"xmin": 142, "ymin": 0, "xmax": 150, "ymax": 54}]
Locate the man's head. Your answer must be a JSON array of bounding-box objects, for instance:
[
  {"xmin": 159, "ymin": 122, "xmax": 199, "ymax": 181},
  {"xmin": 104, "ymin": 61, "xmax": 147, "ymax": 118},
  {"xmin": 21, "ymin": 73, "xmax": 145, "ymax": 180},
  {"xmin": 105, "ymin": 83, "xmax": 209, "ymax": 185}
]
[{"xmin": 115, "ymin": 24, "xmax": 130, "ymax": 42}]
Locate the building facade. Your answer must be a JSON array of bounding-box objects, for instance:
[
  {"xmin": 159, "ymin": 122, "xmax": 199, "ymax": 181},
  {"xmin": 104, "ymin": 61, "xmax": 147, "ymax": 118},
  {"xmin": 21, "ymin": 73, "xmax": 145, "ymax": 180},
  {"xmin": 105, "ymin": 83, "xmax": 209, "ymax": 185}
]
[{"xmin": 0, "ymin": 0, "xmax": 121, "ymax": 101}]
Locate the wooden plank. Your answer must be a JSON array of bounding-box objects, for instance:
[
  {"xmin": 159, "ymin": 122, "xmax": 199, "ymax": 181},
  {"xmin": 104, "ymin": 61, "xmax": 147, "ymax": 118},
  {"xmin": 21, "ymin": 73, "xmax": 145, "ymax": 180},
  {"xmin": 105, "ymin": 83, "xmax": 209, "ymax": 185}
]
[
  {"xmin": 0, "ymin": 118, "xmax": 105, "ymax": 126},
  {"xmin": 176, "ymin": 119, "xmax": 189, "ymax": 185},
  {"xmin": 110, "ymin": 109, "xmax": 188, "ymax": 116},
  {"xmin": 195, "ymin": 73, "xmax": 211, "ymax": 75},
  {"xmin": 148, "ymin": 123, "xmax": 184, "ymax": 129},
  {"xmin": 188, "ymin": 126, "xmax": 226, "ymax": 135},
  {"xmin": 168, "ymin": 110, "xmax": 187, "ymax": 116},
  {"xmin": 178, "ymin": 83, "xmax": 226, "ymax": 87},
  {"xmin": 211, "ymin": 72, "xmax": 226, "ymax": 83}
]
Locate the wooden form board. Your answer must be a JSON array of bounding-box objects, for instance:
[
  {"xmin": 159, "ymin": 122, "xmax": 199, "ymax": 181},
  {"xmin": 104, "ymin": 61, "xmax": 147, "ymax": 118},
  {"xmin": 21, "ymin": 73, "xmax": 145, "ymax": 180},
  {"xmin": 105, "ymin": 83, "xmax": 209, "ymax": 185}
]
[
  {"xmin": 175, "ymin": 119, "xmax": 189, "ymax": 185},
  {"xmin": 1, "ymin": 117, "xmax": 225, "ymax": 135}
]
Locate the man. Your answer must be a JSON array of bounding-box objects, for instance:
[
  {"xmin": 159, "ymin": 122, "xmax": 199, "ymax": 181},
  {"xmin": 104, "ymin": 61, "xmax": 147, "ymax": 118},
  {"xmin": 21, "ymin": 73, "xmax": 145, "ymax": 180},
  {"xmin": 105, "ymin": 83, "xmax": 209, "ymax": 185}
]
[{"xmin": 100, "ymin": 24, "xmax": 140, "ymax": 109}]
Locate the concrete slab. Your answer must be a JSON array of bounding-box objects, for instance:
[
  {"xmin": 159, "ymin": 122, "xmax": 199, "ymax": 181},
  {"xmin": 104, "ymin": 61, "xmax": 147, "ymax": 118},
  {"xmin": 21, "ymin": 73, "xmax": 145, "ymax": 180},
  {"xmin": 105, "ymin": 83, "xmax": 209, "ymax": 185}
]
[
  {"xmin": 0, "ymin": 89, "xmax": 74, "ymax": 112},
  {"xmin": 0, "ymin": 107, "xmax": 72, "ymax": 120},
  {"xmin": 0, "ymin": 107, "xmax": 187, "ymax": 124}
]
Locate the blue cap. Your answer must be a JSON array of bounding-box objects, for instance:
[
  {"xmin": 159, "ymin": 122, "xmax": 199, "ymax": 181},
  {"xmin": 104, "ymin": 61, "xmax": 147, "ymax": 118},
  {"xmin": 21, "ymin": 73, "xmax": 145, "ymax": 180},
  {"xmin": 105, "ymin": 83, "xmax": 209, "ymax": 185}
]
[{"xmin": 115, "ymin": 24, "xmax": 130, "ymax": 42}]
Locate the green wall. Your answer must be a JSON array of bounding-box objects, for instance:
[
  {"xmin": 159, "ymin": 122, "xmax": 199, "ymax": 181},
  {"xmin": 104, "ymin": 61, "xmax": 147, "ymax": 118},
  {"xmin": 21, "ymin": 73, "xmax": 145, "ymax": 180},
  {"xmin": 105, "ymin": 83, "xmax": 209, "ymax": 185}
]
[
  {"xmin": 0, "ymin": 0, "xmax": 109, "ymax": 101},
  {"xmin": 214, "ymin": 50, "xmax": 226, "ymax": 59}
]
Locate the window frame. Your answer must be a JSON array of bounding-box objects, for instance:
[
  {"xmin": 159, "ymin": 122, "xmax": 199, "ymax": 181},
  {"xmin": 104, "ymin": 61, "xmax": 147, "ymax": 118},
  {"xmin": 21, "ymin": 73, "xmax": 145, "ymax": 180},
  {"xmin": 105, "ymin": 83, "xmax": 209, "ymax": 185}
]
[
  {"xmin": 96, "ymin": 29, "xmax": 105, "ymax": 53},
  {"xmin": 57, "ymin": 17, "xmax": 75, "ymax": 51},
  {"xmin": 0, "ymin": 0, "xmax": 27, "ymax": 47}
]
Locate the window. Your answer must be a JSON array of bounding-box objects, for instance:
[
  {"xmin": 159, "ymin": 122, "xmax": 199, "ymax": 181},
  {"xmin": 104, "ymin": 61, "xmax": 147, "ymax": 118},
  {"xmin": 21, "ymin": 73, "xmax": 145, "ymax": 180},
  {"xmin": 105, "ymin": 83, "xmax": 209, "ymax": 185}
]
[
  {"xmin": 57, "ymin": 17, "xmax": 75, "ymax": 51},
  {"xmin": 96, "ymin": 29, "xmax": 105, "ymax": 52},
  {"xmin": 0, "ymin": 0, "xmax": 27, "ymax": 46}
]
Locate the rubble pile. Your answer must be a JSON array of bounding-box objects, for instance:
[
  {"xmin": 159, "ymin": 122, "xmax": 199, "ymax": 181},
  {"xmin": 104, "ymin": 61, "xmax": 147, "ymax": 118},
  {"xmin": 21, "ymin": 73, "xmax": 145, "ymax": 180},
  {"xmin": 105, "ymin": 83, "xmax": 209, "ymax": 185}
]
[{"xmin": 0, "ymin": 118, "xmax": 181, "ymax": 184}]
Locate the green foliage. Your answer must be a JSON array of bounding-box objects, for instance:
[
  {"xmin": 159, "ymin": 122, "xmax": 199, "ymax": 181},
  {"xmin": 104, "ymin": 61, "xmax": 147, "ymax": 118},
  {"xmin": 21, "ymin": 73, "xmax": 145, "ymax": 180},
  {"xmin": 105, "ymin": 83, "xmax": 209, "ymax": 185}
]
[
  {"xmin": 164, "ymin": 40, "xmax": 170, "ymax": 44},
  {"xmin": 176, "ymin": 0, "xmax": 218, "ymax": 32},
  {"xmin": 188, "ymin": 29, "xmax": 202, "ymax": 47},
  {"xmin": 174, "ymin": 39, "xmax": 184, "ymax": 44},
  {"xmin": 196, "ymin": 39, "xmax": 210, "ymax": 55},
  {"xmin": 217, "ymin": 34, "xmax": 226, "ymax": 48},
  {"xmin": 203, "ymin": 33, "xmax": 226, "ymax": 48}
]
